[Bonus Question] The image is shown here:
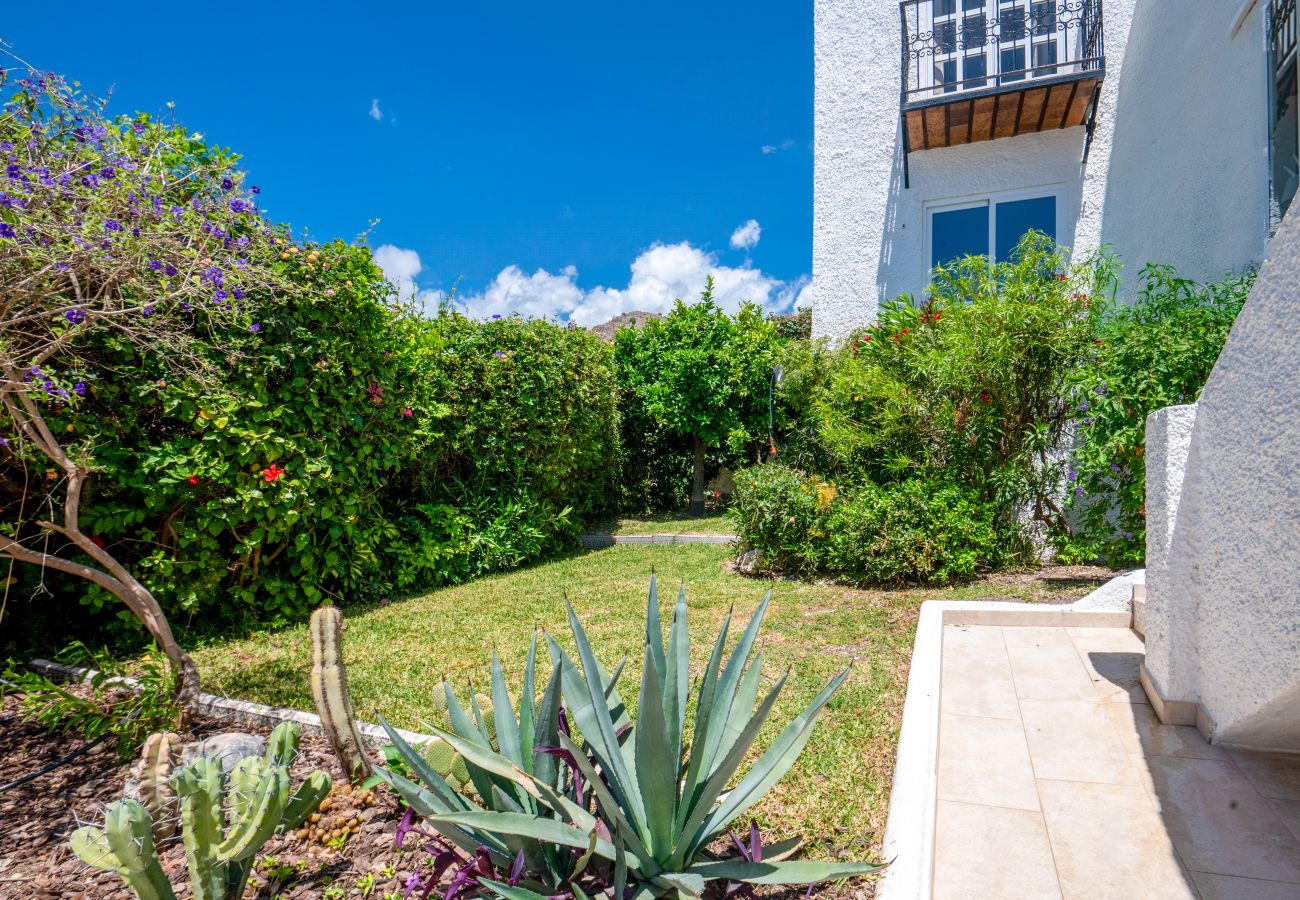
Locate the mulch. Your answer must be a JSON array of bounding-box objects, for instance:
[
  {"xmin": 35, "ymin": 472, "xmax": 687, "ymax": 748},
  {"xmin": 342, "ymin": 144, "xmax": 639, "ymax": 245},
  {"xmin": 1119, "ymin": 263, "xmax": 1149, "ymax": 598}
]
[
  {"xmin": 0, "ymin": 692, "xmax": 877, "ymax": 900},
  {"xmin": 0, "ymin": 691, "xmax": 409, "ymax": 899}
]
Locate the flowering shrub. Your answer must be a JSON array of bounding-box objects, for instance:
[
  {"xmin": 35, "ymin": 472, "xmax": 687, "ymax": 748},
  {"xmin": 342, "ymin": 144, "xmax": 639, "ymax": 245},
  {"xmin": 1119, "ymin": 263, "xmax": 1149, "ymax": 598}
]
[
  {"xmin": 731, "ymin": 465, "xmax": 1008, "ymax": 585},
  {"xmin": 1058, "ymin": 264, "xmax": 1252, "ymax": 565}
]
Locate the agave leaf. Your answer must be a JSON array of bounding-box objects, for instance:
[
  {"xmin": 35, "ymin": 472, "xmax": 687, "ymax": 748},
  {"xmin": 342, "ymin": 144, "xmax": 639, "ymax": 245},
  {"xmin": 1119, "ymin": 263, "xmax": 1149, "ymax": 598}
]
[
  {"xmin": 654, "ymin": 871, "xmax": 706, "ymax": 898},
  {"xmin": 491, "ymin": 649, "xmax": 525, "ymax": 768},
  {"xmin": 562, "ymin": 602, "xmax": 646, "ymax": 827},
  {"xmin": 755, "ymin": 836, "xmax": 803, "ymax": 862},
  {"xmin": 478, "ymin": 879, "xmax": 555, "ymax": 900},
  {"xmin": 443, "ymin": 684, "xmax": 499, "ymax": 800},
  {"xmin": 634, "ymin": 644, "xmax": 677, "ymax": 861},
  {"xmin": 556, "ymin": 731, "xmax": 656, "ymax": 868},
  {"xmin": 645, "ymin": 573, "xmax": 666, "ymax": 678},
  {"xmin": 376, "ymin": 715, "xmax": 473, "ymax": 813},
  {"xmin": 674, "ymin": 672, "xmax": 788, "ymax": 862},
  {"xmin": 663, "ymin": 584, "xmax": 690, "ymax": 767},
  {"xmin": 680, "ymin": 605, "xmax": 733, "ymax": 801},
  {"xmin": 687, "ymin": 859, "xmax": 883, "ymax": 885},
  {"xmin": 374, "ymin": 769, "xmax": 496, "ymax": 860},
  {"xmin": 424, "ymin": 811, "xmax": 620, "ymax": 863},
  {"xmin": 421, "ymin": 723, "xmax": 543, "ymax": 804},
  {"xmin": 699, "ymin": 592, "xmax": 771, "ymax": 778},
  {"xmin": 530, "ymin": 777, "xmax": 598, "ymax": 833},
  {"xmin": 717, "ymin": 652, "xmax": 765, "ymax": 762},
  {"xmin": 698, "ymin": 668, "xmax": 849, "ymax": 847},
  {"xmin": 531, "ymin": 659, "xmax": 564, "ymax": 790},
  {"xmin": 519, "ymin": 633, "xmax": 538, "ymax": 774}
]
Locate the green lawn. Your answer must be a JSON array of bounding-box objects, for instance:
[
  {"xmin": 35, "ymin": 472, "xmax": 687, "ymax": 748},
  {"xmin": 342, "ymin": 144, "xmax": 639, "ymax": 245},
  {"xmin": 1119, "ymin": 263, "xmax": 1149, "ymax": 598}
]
[
  {"xmin": 584, "ymin": 510, "xmax": 736, "ymax": 535},
  {"xmin": 191, "ymin": 545, "xmax": 1106, "ymax": 862}
]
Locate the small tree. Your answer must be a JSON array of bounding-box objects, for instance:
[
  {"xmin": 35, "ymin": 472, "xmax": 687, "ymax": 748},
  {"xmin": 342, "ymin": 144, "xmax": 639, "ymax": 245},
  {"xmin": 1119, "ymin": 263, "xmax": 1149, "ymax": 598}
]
[
  {"xmin": 0, "ymin": 61, "xmax": 288, "ymax": 721},
  {"xmin": 615, "ymin": 279, "xmax": 780, "ymax": 515}
]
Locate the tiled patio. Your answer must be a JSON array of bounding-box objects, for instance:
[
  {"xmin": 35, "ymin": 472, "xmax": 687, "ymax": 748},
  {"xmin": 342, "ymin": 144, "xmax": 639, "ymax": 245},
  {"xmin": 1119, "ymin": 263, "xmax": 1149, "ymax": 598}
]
[{"xmin": 933, "ymin": 624, "xmax": 1300, "ymax": 899}]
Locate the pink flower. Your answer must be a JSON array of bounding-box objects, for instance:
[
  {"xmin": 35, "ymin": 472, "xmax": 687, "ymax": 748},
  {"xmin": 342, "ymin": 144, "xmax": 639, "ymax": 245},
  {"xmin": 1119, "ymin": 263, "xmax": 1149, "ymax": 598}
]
[
  {"xmin": 261, "ymin": 464, "xmax": 286, "ymax": 483},
  {"xmin": 403, "ymin": 408, "xmax": 413, "ymax": 417}
]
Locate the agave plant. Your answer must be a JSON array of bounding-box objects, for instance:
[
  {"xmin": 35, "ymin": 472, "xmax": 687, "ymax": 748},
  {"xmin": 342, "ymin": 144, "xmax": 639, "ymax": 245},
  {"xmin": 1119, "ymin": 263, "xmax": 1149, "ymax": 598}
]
[
  {"xmin": 377, "ymin": 631, "xmax": 629, "ymax": 894},
  {"xmin": 385, "ymin": 576, "xmax": 880, "ymax": 899}
]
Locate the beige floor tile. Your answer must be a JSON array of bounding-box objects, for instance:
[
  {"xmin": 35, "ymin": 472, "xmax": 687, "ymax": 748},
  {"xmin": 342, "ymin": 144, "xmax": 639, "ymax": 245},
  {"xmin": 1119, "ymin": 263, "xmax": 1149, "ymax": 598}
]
[
  {"xmin": 1108, "ymin": 702, "xmax": 1228, "ymax": 760},
  {"xmin": 1003, "ymin": 625, "xmax": 1076, "ymax": 651},
  {"xmin": 933, "ymin": 800, "xmax": 1062, "ymax": 899},
  {"xmin": 942, "ymin": 624, "xmax": 1007, "ymax": 659},
  {"xmin": 1006, "ymin": 645, "xmax": 1100, "ymax": 701},
  {"xmin": 938, "ymin": 713, "xmax": 1040, "ymax": 811},
  {"xmin": 1144, "ymin": 756, "xmax": 1300, "ymax": 884},
  {"xmin": 1037, "ymin": 778, "xmax": 1198, "ymax": 900},
  {"xmin": 1073, "ymin": 646, "xmax": 1150, "ymax": 704},
  {"xmin": 1020, "ymin": 699, "xmax": 1140, "ymax": 784},
  {"xmin": 941, "ymin": 650, "xmax": 1021, "ymax": 720},
  {"xmin": 1191, "ymin": 871, "xmax": 1300, "ymax": 900},
  {"xmin": 1268, "ymin": 797, "xmax": 1300, "ymax": 844},
  {"xmin": 1065, "ymin": 626, "xmax": 1146, "ymax": 654},
  {"xmin": 1228, "ymin": 749, "xmax": 1300, "ymax": 802}
]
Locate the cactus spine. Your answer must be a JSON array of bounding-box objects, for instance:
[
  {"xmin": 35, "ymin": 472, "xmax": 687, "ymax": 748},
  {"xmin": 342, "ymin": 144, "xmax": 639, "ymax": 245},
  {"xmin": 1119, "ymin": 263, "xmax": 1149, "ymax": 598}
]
[
  {"xmin": 309, "ymin": 605, "xmax": 374, "ymax": 783},
  {"xmin": 133, "ymin": 731, "xmax": 181, "ymax": 843},
  {"xmin": 71, "ymin": 722, "xmax": 331, "ymax": 900}
]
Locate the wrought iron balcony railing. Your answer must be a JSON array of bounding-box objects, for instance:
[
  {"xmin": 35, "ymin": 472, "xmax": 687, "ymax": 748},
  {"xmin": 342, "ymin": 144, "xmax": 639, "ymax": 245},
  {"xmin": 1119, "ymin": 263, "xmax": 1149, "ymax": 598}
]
[
  {"xmin": 901, "ymin": 0, "xmax": 1104, "ymax": 103},
  {"xmin": 898, "ymin": 1, "xmax": 1106, "ymax": 183}
]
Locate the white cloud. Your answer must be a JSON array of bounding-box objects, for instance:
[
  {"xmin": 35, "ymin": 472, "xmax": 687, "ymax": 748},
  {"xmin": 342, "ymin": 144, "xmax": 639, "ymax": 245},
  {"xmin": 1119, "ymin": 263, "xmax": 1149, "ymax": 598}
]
[
  {"xmin": 730, "ymin": 219, "xmax": 762, "ymax": 251},
  {"xmin": 761, "ymin": 139, "xmax": 796, "ymax": 154},
  {"xmin": 369, "ymin": 98, "xmax": 383, "ymax": 121},
  {"xmin": 761, "ymin": 145, "xmax": 778, "ymax": 155},
  {"xmin": 375, "ymin": 235, "xmax": 807, "ymax": 327}
]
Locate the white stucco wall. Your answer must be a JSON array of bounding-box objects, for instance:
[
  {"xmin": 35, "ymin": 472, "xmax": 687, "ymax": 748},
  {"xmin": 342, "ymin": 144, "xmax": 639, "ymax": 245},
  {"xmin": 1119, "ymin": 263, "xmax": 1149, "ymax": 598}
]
[
  {"xmin": 813, "ymin": 0, "xmax": 1268, "ymax": 342},
  {"xmin": 1143, "ymin": 206, "xmax": 1300, "ymax": 751}
]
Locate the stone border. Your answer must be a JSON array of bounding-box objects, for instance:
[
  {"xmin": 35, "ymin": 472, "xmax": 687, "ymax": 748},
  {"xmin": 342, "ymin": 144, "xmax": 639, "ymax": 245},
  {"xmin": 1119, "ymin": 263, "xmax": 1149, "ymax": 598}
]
[
  {"xmin": 578, "ymin": 533, "xmax": 736, "ymax": 548},
  {"xmin": 874, "ymin": 601, "xmax": 1132, "ymax": 900},
  {"xmin": 26, "ymin": 658, "xmax": 435, "ymax": 749}
]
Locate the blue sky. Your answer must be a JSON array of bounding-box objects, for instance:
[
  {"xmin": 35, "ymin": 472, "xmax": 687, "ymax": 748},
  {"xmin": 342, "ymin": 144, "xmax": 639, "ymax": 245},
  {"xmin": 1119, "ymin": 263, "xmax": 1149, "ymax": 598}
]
[{"xmin": 3, "ymin": 2, "xmax": 812, "ymax": 323}]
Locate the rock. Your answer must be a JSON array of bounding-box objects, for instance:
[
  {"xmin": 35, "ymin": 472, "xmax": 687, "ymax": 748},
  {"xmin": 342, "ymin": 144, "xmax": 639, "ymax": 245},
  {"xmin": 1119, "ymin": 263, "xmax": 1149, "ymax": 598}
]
[
  {"xmin": 735, "ymin": 548, "xmax": 762, "ymax": 575},
  {"xmin": 180, "ymin": 732, "xmax": 267, "ymax": 773}
]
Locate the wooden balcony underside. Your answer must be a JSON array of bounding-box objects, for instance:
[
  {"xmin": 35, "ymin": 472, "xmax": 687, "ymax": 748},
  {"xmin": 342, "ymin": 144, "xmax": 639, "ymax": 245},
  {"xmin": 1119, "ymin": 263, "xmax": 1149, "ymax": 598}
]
[{"xmin": 904, "ymin": 76, "xmax": 1100, "ymax": 151}]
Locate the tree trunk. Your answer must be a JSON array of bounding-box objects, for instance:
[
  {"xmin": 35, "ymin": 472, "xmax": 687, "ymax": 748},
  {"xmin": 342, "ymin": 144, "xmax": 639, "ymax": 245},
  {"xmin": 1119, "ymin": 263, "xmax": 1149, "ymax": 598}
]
[{"xmin": 690, "ymin": 434, "xmax": 706, "ymax": 516}]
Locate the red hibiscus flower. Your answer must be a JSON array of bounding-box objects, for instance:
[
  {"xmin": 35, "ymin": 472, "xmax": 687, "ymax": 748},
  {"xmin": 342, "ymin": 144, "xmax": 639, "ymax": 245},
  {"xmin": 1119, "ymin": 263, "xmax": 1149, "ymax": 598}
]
[{"xmin": 261, "ymin": 464, "xmax": 286, "ymax": 483}]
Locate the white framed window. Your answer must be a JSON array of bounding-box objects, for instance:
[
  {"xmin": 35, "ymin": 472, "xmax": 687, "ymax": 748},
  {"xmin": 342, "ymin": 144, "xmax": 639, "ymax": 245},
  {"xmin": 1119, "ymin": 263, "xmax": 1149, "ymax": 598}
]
[{"xmin": 924, "ymin": 185, "xmax": 1065, "ymax": 275}]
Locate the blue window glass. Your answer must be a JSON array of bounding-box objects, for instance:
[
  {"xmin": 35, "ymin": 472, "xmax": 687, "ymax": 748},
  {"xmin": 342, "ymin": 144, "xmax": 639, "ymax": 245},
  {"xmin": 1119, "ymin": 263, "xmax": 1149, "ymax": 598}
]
[
  {"xmin": 994, "ymin": 195, "xmax": 1056, "ymax": 260},
  {"xmin": 931, "ymin": 204, "xmax": 989, "ymax": 269}
]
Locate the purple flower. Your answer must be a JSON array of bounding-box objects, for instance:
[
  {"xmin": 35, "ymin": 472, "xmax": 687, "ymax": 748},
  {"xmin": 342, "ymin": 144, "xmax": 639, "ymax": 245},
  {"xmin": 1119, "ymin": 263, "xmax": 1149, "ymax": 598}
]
[
  {"xmin": 1094, "ymin": 384, "xmax": 1107, "ymax": 395},
  {"xmin": 229, "ymin": 199, "xmax": 250, "ymax": 213},
  {"xmin": 491, "ymin": 314, "xmax": 502, "ymax": 320},
  {"xmin": 232, "ymin": 287, "xmax": 244, "ymax": 300},
  {"xmin": 220, "ymin": 177, "xmax": 234, "ymax": 191},
  {"xmin": 1067, "ymin": 470, "xmax": 1077, "ymax": 481},
  {"xmin": 104, "ymin": 219, "xmax": 123, "ymax": 232},
  {"xmin": 1083, "ymin": 417, "xmax": 1093, "ymax": 425},
  {"xmin": 1075, "ymin": 486, "xmax": 1084, "ymax": 496},
  {"xmin": 251, "ymin": 184, "xmax": 261, "ymax": 194},
  {"xmin": 249, "ymin": 323, "xmax": 262, "ymax": 333},
  {"xmin": 73, "ymin": 382, "xmax": 87, "ymax": 396},
  {"xmin": 493, "ymin": 351, "xmax": 508, "ymax": 360},
  {"xmin": 5, "ymin": 163, "xmax": 21, "ymax": 179},
  {"xmin": 1078, "ymin": 400, "xmax": 1090, "ymax": 411},
  {"xmin": 180, "ymin": 301, "xmax": 192, "ymax": 311},
  {"xmin": 100, "ymin": 166, "xmax": 115, "ymax": 179},
  {"xmin": 0, "ymin": 437, "xmax": 7, "ymax": 448},
  {"xmin": 141, "ymin": 305, "xmax": 156, "ymax": 318},
  {"xmin": 148, "ymin": 259, "xmax": 163, "ymax": 271},
  {"xmin": 1109, "ymin": 463, "xmax": 1120, "ymax": 474},
  {"xmin": 132, "ymin": 122, "xmax": 146, "ymax": 135},
  {"xmin": 0, "ymin": 223, "xmax": 14, "ymax": 239},
  {"xmin": 164, "ymin": 264, "xmax": 177, "ymax": 276},
  {"xmin": 1123, "ymin": 531, "xmax": 1134, "ymax": 539},
  {"xmin": 66, "ymin": 308, "xmax": 86, "ymax": 324},
  {"xmin": 0, "ymin": 141, "xmax": 12, "ymax": 152}
]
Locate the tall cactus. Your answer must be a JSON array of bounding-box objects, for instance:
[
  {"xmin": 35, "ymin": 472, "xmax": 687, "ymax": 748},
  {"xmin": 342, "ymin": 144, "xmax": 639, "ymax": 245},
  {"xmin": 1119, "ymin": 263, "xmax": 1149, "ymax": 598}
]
[
  {"xmin": 133, "ymin": 731, "xmax": 181, "ymax": 843},
  {"xmin": 309, "ymin": 605, "xmax": 373, "ymax": 783},
  {"xmin": 71, "ymin": 722, "xmax": 331, "ymax": 900}
]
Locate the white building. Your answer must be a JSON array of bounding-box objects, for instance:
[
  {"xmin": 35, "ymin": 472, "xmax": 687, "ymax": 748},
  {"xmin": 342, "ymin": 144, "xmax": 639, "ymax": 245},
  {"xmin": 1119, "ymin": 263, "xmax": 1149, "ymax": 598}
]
[{"xmin": 813, "ymin": 0, "xmax": 1292, "ymax": 341}]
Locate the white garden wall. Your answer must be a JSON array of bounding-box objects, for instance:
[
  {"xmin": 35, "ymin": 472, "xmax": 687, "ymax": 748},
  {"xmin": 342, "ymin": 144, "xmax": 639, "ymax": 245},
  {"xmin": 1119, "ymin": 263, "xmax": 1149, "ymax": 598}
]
[
  {"xmin": 813, "ymin": 0, "xmax": 1268, "ymax": 342},
  {"xmin": 1142, "ymin": 204, "xmax": 1300, "ymax": 751}
]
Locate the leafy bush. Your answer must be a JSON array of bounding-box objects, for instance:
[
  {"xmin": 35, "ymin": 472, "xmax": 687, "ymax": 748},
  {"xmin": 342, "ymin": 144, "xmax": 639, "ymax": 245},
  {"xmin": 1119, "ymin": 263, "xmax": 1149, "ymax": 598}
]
[
  {"xmin": 378, "ymin": 577, "xmax": 879, "ymax": 897},
  {"xmin": 825, "ymin": 480, "xmax": 1006, "ymax": 585},
  {"xmin": 1059, "ymin": 264, "xmax": 1252, "ymax": 565},
  {"xmin": 805, "ymin": 234, "xmax": 1116, "ymax": 531},
  {"xmin": 732, "ymin": 466, "xmax": 1010, "ymax": 586},
  {"xmin": 730, "ymin": 464, "xmax": 831, "ymax": 577}
]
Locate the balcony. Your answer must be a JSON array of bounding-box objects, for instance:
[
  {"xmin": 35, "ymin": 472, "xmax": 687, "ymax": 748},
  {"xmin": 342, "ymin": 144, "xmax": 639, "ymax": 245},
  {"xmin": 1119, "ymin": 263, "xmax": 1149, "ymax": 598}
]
[{"xmin": 899, "ymin": 0, "xmax": 1106, "ymax": 179}]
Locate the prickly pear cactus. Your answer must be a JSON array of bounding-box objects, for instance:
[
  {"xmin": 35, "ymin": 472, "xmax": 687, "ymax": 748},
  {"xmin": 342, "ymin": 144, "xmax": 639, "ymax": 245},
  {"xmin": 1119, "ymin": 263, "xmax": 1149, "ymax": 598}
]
[
  {"xmin": 133, "ymin": 731, "xmax": 181, "ymax": 843},
  {"xmin": 421, "ymin": 737, "xmax": 473, "ymax": 790},
  {"xmin": 309, "ymin": 605, "xmax": 374, "ymax": 783}
]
